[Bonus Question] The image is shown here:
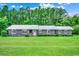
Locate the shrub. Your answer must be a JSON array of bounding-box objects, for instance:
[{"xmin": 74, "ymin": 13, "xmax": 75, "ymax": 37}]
[
  {"xmin": 73, "ymin": 25, "xmax": 79, "ymax": 34},
  {"xmin": 1, "ymin": 30, "xmax": 8, "ymax": 36}
]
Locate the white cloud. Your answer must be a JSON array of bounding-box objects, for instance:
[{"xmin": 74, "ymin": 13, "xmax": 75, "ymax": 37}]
[
  {"xmin": 65, "ymin": 3, "xmax": 71, "ymax": 4},
  {"xmin": 68, "ymin": 12, "xmax": 75, "ymax": 16},
  {"xmin": 39, "ymin": 3, "xmax": 55, "ymax": 8},
  {"xmin": 58, "ymin": 3, "xmax": 64, "ymax": 4},
  {"xmin": 57, "ymin": 6, "xmax": 65, "ymax": 9},
  {"xmin": 68, "ymin": 11, "xmax": 79, "ymax": 16},
  {"xmin": 30, "ymin": 7, "xmax": 38, "ymax": 10},
  {"xmin": 0, "ymin": 3, "xmax": 7, "ymax": 6},
  {"xmin": 57, "ymin": 3, "xmax": 71, "ymax": 6},
  {"xmin": 19, "ymin": 5, "xmax": 23, "ymax": 8},
  {"xmin": 30, "ymin": 3, "xmax": 55, "ymax": 10},
  {"xmin": 11, "ymin": 5, "xmax": 16, "ymax": 8},
  {"xmin": 58, "ymin": 3, "xmax": 71, "ymax": 5}
]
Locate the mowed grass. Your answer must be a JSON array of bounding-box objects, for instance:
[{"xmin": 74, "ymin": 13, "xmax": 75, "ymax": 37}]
[{"xmin": 0, "ymin": 35, "xmax": 79, "ymax": 56}]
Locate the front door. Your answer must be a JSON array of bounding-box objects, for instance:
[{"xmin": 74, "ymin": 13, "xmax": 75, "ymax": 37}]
[
  {"xmin": 29, "ymin": 30, "xmax": 37, "ymax": 36},
  {"xmin": 29, "ymin": 30, "xmax": 33, "ymax": 36},
  {"xmin": 33, "ymin": 30, "xmax": 37, "ymax": 36}
]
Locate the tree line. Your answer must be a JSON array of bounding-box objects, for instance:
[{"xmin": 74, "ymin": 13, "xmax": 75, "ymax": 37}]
[{"xmin": 0, "ymin": 5, "xmax": 79, "ymax": 36}]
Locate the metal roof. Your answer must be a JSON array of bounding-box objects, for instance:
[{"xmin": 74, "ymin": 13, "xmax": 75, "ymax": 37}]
[
  {"xmin": 38, "ymin": 26, "xmax": 56, "ymax": 30},
  {"xmin": 7, "ymin": 25, "xmax": 38, "ymax": 30},
  {"xmin": 55, "ymin": 26, "xmax": 73, "ymax": 30},
  {"xmin": 39, "ymin": 26, "xmax": 73, "ymax": 30},
  {"xmin": 7, "ymin": 25, "xmax": 73, "ymax": 30}
]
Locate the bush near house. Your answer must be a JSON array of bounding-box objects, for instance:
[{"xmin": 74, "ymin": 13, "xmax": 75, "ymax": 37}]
[
  {"xmin": 73, "ymin": 25, "xmax": 79, "ymax": 34},
  {"xmin": 1, "ymin": 30, "xmax": 8, "ymax": 36}
]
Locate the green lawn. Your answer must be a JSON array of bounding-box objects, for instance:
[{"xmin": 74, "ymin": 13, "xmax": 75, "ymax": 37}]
[{"xmin": 0, "ymin": 35, "xmax": 79, "ymax": 56}]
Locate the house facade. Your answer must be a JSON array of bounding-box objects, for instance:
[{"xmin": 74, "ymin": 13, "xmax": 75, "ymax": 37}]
[{"xmin": 7, "ymin": 25, "xmax": 73, "ymax": 36}]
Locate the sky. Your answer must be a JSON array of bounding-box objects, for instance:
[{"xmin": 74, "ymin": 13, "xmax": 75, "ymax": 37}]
[{"xmin": 0, "ymin": 3, "xmax": 79, "ymax": 16}]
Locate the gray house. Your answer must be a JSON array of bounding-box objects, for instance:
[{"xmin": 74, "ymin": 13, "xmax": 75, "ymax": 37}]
[{"xmin": 7, "ymin": 25, "xmax": 73, "ymax": 36}]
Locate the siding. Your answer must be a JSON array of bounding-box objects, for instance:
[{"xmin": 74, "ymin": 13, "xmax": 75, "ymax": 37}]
[
  {"xmin": 9, "ymin": 29, "xmax": 28, "ymax": 36},
  {"xmin": 8, "ymin": 29, "xmax": 72, "ymax": 36},
  {"xmin": 47, "ymin": 30, "xmax": 56, "ymax": 35},
  {"xmin": 38, "ymin": 30, "xmax": 47, "ymax": 35}
]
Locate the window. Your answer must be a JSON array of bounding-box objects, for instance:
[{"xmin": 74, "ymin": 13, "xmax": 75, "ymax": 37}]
[
  {"xmin": 11, "ymin": 29, "xmax": 17, "ymax": 34},
  {"xmin": 17, "ymin": 29, "xmax": 22, "ymax": 31},
  {"xmin": 42, "ymin": 30, "xmax": 47, "ymax": 34},
  {"xmin": 12, "ymin": 29, "xmax": 16, "ymax": 32},
  {"xmin": 64, "ymin": 30, "xmax": 72, "ymax": 35},
  {"xmin": 38, "ymin": 30, "xmax": 47, "ymax": 34},
  {"xmin": 48, "ymin": 30, "xmax": 53, "ymax": 33},
  {"xmin": 58, "ymin": 30, "xmax": 64, "ymax": 35},
  {"xmin": 22, "ymin": 30, "xmax": 27, "ymax": 33},
  {"xmin": 48, "ymin": 30, "xmax": 55, "ymax": 34}
]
